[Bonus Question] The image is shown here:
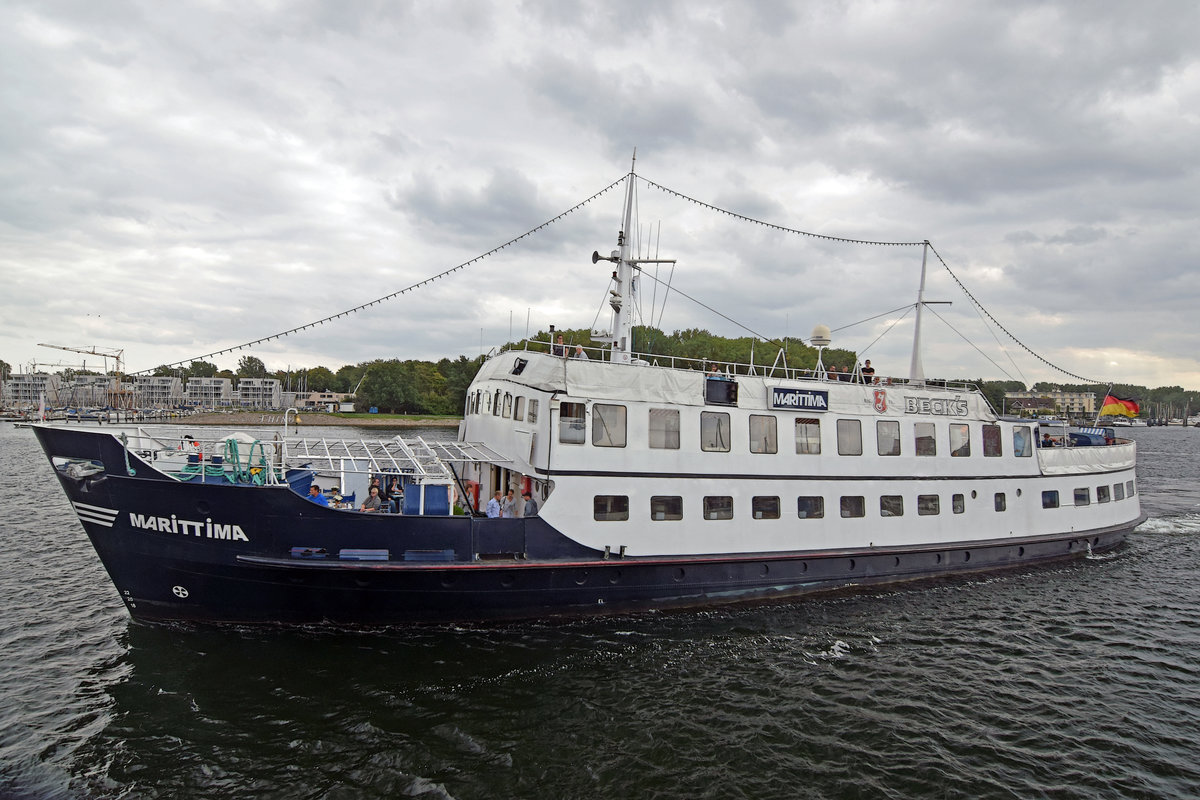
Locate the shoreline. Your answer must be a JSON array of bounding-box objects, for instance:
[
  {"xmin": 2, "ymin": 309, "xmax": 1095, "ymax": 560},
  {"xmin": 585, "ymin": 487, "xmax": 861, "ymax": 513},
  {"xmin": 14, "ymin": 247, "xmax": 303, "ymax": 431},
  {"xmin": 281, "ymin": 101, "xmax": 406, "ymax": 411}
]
[{"xmin": 158, "ymin": 412, "xmax": 461, "ymax": 427}]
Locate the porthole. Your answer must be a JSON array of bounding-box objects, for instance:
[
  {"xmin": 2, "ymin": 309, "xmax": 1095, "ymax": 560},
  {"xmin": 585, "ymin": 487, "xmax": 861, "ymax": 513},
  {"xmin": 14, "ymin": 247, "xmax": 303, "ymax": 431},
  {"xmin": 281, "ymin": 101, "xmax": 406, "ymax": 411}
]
[
  {"xmin": 1093, "ymin": 537, "xmax": 1100, "ymax": 546},
  {"xmin": 759, "ymin": 564, "xmax": 769, "ymax": 577},
  {"xmin": 1018, "ymin": 546, "xmax": 1025, "ymax": 556},
  {"xmin": 894, "ymin": 556, "xmax": 901, "ymax": 567},
  {"xmin": 196, "ymin": 500, "xmax": 211, "ymax": 516},
  {"xmin": 440, "ymin": 574, "xmax": 458, "ymax": 588},
  {"xmin": 673, "ymin": 568, "xmax": 686, "ymax": 582},
  {"xmin": 1067, "ymin": 541, "xmax": 1074, "ymax": 551},
  {"xmin": 574, "ymin": 571, "xmax": 589, "ymax": 586},
  {"xmin": 500, "ymin": 572, "xmax": 516, "ymax": 587},
  {"xmin": 802, "ymin": 561, "xmax": 808, "ymax": 573},
  {"xmin": 935, "ymin": 553, "xmax": 942, "ymax": 564},
  {"xmin": 848, "ymin": 559, "xmax": 856, "ymax": 571},
  {"xmin": 970, "ymin": 490, "xmax": 977, "ymax": 500},
  {"xmin": 608, "ymin": 570, "xmax": 622, "ymax": 585},
  {"xmin": 963, "ymin": 551, "xmax": 971, "ymax": 562},
  {"xmin": 1016, "ymin": 488, "xmax": 1022, "ymax": 497}
]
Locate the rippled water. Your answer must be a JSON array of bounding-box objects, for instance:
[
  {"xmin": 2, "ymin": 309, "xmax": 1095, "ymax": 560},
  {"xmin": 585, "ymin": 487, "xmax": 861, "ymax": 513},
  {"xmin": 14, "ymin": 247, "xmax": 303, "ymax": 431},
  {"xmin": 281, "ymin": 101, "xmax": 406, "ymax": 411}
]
[{"xmin": 2, "ymin": 424, "xmax": 1199, "ymax": 799}]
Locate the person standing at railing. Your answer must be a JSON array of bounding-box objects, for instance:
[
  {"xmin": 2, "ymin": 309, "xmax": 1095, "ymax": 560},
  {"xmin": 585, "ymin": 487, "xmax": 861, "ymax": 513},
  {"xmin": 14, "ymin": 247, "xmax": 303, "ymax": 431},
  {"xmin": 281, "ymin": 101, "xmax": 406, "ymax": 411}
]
[
  {"xmin": 501, "ymin": 488, "xmax": 517, "ymax": 518},
  {"xmin": 522, "ymin": 490, "xmax": 539, "ymax": 517}
]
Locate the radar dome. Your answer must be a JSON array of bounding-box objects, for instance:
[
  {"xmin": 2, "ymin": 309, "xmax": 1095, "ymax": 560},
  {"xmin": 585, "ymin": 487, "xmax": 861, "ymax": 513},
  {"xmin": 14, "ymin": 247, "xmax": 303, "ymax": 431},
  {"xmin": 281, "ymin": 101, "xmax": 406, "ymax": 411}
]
[{"xmin": 810, "ymin": 324, "xmax": 831, "ymax": 347}]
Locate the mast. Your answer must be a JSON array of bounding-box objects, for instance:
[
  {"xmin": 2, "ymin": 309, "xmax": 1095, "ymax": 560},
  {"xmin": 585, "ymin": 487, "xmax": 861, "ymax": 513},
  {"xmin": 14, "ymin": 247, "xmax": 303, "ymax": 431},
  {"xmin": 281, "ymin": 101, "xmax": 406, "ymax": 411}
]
[
  {"xmin": 611, "ymin": 153, "xmax": 637, "ymax": 363},
  {"xmin": 908, "ymin": 241, "xmax": 930, "ymax": 386},
  {"xmin": 592, "ymin": 151, "xmax": 674, "ymax": 364}
]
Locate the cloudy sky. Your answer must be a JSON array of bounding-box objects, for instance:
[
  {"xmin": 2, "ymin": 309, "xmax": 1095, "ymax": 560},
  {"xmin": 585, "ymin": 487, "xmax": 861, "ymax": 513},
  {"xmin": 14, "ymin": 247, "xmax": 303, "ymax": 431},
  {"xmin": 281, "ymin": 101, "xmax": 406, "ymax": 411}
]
[{"xmin": 3, "ymin": 1, "xmax": 1198, "ymax": 390}]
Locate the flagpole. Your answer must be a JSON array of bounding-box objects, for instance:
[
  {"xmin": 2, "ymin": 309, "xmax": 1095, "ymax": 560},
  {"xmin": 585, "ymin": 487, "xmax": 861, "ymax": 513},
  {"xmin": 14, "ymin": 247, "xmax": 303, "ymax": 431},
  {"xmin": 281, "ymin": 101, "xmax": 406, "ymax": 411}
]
[{"xmin": 1094, "ymin": 383, "xmax": 1112, "ymax": 426}]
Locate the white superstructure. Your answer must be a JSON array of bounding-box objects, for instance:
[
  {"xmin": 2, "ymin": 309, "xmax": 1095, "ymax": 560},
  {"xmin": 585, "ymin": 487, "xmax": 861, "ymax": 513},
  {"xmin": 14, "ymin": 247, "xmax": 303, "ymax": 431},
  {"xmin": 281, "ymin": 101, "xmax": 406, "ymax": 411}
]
[{"xmin": 461, "ymin": 351, "xmax": 1139, "ymax": 558}]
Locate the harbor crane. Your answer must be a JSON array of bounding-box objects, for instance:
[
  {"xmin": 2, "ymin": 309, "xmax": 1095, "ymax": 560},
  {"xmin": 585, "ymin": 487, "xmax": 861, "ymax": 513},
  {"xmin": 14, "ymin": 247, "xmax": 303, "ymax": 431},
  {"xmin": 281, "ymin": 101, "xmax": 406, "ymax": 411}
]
[
  {"xmin": 37, "ymin": 344, "xmax": 125, "ymax": 376},
  {"xmin": 37, "ymin": 344, "xmax": 134, "ymax": 410}
]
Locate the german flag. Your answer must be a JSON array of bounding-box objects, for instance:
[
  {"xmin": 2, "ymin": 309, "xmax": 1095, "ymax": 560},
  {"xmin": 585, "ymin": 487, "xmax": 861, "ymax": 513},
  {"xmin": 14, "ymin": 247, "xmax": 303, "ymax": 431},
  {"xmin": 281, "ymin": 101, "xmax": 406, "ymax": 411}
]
[{"xmin": 1100, "ymin": 394, "xmax": 1140, "ymax": 417}]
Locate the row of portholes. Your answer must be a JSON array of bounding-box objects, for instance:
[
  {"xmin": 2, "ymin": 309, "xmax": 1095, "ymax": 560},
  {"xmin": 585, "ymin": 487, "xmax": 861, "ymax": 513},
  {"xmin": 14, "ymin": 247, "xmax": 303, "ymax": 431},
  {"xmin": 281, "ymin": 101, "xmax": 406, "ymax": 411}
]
[
  {"xmin": 447, "ymin": 537, "xmax": 1107, "ymax": 590},
  {"xmin": 463, "ymin": 570, "xmax": 628, "ymax": 589}
]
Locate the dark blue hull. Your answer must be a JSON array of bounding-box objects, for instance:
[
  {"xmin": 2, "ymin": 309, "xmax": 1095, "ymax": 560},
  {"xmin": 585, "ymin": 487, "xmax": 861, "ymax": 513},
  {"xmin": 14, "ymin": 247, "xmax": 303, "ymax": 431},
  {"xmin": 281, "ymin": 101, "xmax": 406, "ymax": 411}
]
[{"xmin": 34, "ymin": 424, "xmax": 1141, "ymax": 625}]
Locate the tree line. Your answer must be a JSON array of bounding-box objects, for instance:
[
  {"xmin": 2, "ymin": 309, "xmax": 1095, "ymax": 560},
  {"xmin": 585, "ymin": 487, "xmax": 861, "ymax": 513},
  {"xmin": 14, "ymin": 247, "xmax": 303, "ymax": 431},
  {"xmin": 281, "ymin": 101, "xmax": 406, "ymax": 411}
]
[{"xmin": 10, "ymin": 331, "xmax": 1199, "ymax": 418}]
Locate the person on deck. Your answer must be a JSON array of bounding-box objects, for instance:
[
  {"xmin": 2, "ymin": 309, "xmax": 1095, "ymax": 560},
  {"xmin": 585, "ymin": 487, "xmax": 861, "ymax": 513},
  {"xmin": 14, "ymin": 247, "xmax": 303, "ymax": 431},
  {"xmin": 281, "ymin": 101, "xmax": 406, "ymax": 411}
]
[
  {"xmin": 571, "ymin": 344, "xmax": 589, "ymax": 359},
  {"xmin": 307, "ymin": 485, "xmax": 330, "ymax": 506},
  {"xmin": 552, "ymin": 335, "xmax": 566, "ymax": 357},
  {"xmin": 522, "ymin": 490, "xmax": 539, "ymax": 517},
  {"xmin": 861, "ymin": 360, "xmax": 875, "ymax": 384},
  {"xmin": 486, "ymin": 490, "xmax": 502, "ymax": 518},
  {"xmin": 360, "ymin": 486, "xmax": 382, "ymax": 512},
  {"xmin": 501, "ymin": 489, "xmax": 517, "ymax": 518}
]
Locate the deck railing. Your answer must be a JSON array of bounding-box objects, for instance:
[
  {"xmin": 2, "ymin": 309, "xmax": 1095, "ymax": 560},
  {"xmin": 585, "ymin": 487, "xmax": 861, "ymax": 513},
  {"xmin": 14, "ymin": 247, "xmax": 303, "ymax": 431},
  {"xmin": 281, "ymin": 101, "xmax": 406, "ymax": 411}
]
[{"xmin": 501, "ymin": 339, "xmax": 982, "ymax": 394}]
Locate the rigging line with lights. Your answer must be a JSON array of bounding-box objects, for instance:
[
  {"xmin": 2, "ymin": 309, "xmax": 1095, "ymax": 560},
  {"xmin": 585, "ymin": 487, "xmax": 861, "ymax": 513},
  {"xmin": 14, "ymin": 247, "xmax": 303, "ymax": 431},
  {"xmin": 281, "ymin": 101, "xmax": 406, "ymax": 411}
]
[{"xmin": 127, "ymin": 169, "xmax": 1105, "ymax": 385}]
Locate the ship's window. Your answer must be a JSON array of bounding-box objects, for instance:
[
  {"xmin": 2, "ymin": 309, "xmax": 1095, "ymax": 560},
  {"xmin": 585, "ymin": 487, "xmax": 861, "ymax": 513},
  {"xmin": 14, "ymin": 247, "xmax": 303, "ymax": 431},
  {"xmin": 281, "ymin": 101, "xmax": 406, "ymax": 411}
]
[
  {"xmin": 483, "ymin": 392, "xmax": 491, "ymax": 414},
  {"xmin": 994, "ymin": 492, "xmax": 1006, "ymax": 511},
  {"xmin": 797, "ymin": 496, "xmax": 825, "ymax": 519},
  {"xmin": 877, "ymin": 420, "xmax": 901, "ymax": 456},
  {"xmin": 1042, "ymin": 490, "xmax": 1060, "ymax": 509},
  {"xmin": 1013, "ymin": 425, "xmax": 1033, "ymax": 457},
  {"xmin": 918, "ymin": 494, "xmax": 940, "ymax": 515},
  {"xmin": 952, "ymin": 493, "xmax": 965, "ymax": 514},
  {"xmin": 1114, "ymin": 483, "xmax": 1125, "ymax": 501},
  {"xmin": 749, "ymin": 415, "xmax": 777, "ymax": 454},
  {"xmin": 493, "ymin": 389, "xmax": 502, "ymax": 417},
  {"xmin": 649, "ymin": 408, "xmax": 680, "ymax": 449},
  {"xmin": 651, "ymin": 496, "xmax": 683, "ymax": 521},
  {"xmin": 795, "ymin": 418, "xmax": 821, "ymax": 455},
  {"xmin": 703, "ymin": 496, "xmax": 733, "ymax": 520},
  {"xmin": 840, "ymin": 496, "xmax": 866, "ymax": 518},
  {"xmin": 502, "ymin": 393, "xmax": 513, "ymax": 419},
  {"xmin": 592, "ymin": 404, "xmax": 627, "ymax": 447},
  {"xmin": 1126, "ymin": 480, "xmax": 1135, "ymax": 496},
  {"xmin": 560, "ymin": 402, "xmax": 586, "ymax": 444},
  {"xmin": 1074, "ymin": 488, "xmax": 1090, "ymax": 506},
  {"xmin": 837, "ymin": 419, "xmax": 862, "ymax": 456},
  {"xmin": 752, "ymin": 496, "xmax": 780, "ymax": 519},
  {"xmin": 514, "ymin": 396, "xmax": 525, "ymax": 421},
  {"xmin": 983, "ymin": 424, "xmax": 1002, "ymax": 457},
  {"xmin": 1097, "ymin": 485, "xmax": 1111, "ymax": 503},
  {"xmin": 914, "ymin": 422, "xmax": 937, "ymax": 456},
  {"xmin": 880, "ymin": 495, "xmax": 904, "ymax": 517},
  {"xmin": 527, "ymin": 399, "xmax": 539, "ymax": 424},
  {"xmin": 701, "ymin": 411, "xmax": 731, "ymax": 452},
  {"xmin": 950, "ymin": 424, "xmax": 971, "ymax": 457},
  {"xmin": 593, "ymin": 495, "xmax": 629, "ymax": 521}
]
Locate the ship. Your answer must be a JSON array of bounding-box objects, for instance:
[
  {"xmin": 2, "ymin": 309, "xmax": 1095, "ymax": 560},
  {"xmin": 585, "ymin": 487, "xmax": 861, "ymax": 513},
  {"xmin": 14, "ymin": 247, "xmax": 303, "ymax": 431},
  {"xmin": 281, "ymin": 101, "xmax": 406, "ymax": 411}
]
[{"xmin": 29, "ymin": 166, "xmax": 1145, "ymax": 624}]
